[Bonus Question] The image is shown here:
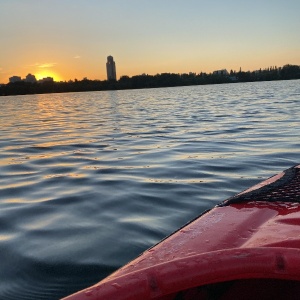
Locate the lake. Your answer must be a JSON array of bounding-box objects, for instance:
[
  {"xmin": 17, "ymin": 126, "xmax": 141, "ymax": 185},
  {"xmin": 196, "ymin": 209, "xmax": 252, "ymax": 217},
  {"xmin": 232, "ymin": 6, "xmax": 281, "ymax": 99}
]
[{"xmin": 0, "ymin": 80, "xmax": 299, "ymax": 299}]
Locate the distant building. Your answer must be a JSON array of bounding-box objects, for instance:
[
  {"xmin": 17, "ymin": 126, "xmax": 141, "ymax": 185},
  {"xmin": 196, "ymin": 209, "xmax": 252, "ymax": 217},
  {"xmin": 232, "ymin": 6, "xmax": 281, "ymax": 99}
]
[
  {"xmin": 9, "ymin": 76, "xmax": 22, "ymax": 83},
  {"xmin": 25, "ymin": 73, "xmax": 37, "ymax": 83},
  {"xmin": 38, "ymin": 77, "xmax": 54, "ymax": 83},
  {"xmin": 213, "ymin": 69, "xmax": 229, "ymax": 76},
  {"xmin": 106, "ymin": 55, "xmax": 117, "ymax": 80}
]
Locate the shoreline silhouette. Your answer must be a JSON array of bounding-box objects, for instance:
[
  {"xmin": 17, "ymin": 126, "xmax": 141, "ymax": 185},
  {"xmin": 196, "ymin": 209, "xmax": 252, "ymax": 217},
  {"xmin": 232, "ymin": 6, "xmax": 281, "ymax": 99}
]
[{"xmin": 1, "ymin": 64, "xmax": 299, "ymax": 96}]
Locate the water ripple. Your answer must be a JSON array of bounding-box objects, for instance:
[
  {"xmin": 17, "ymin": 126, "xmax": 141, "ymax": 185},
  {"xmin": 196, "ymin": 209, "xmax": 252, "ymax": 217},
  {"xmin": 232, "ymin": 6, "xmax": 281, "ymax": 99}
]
[{"xmin": 0, "ymin": 80, "xmax": 299, "ymax": 299}]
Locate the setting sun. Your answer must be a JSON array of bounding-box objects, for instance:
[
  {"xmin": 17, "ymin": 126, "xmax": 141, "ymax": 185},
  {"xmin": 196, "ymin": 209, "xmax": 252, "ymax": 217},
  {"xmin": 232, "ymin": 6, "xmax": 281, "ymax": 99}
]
[{"xmin": 35, "ymin": 70, "xmax": 62, "ymax": 82}]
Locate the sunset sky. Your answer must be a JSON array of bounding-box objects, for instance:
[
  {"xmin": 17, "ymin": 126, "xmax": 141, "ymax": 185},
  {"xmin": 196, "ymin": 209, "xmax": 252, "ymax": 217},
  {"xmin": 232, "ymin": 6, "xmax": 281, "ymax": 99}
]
[{"xmin": 1, "ymin": 0, "xmax": 299, "ymax": 83}]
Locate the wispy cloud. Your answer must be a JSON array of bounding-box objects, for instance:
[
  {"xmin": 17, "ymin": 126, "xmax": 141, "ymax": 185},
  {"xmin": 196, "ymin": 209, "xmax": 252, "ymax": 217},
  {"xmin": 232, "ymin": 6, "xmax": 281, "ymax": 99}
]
[
  {"xmin": 28, "ymin": 62, "xmax": 57, "ymax": 68},
  {"xmin": 38, "ymin": 62, "xmax": 57, "ymax": 68},
  {"xmin": 74, "ymin": 55, "xmax": 81, "ymax": 59}
]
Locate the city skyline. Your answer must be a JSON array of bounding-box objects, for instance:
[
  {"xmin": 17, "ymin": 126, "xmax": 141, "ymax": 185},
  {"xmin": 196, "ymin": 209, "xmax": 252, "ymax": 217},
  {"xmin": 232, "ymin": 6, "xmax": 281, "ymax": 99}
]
[{"xmin": 1, "ymin": 0, "xmax": 299, "ymax": 84}]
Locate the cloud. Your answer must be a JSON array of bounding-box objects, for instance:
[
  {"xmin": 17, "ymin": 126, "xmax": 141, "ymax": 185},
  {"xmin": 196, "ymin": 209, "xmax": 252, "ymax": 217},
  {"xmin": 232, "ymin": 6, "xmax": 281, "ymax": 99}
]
[
  {"xmin": 38, "ymin": 63, "xmax": 57, "ymax": 68},
  {"xmin": 74, "ymin": 55, "xmax": 81, "ymax": 59},
  {"xmin": 28, "ymin": 62, "xmax": 57, "ymax": 68}
]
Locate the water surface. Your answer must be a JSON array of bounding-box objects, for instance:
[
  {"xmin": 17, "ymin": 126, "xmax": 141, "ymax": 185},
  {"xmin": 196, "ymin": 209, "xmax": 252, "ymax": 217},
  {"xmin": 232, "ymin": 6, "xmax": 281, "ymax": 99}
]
[{"xmin": 0, "ymin": 80, "xmax": 299, "ymax": 299}]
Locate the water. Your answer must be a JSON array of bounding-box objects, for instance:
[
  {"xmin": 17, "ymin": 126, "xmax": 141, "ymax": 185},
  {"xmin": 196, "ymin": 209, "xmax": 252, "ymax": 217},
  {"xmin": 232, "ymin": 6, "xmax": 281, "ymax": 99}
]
[{"xmin": 0, "ymin": 80, "xmax": 299, "ymax": 299}]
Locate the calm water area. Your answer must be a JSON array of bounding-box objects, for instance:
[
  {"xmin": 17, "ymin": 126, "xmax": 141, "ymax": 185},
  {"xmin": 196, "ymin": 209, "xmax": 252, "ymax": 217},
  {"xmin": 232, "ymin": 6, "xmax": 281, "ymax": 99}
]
[{"xmin": 0, "ymin": 80, "xmax": 299, "ymax": 299}]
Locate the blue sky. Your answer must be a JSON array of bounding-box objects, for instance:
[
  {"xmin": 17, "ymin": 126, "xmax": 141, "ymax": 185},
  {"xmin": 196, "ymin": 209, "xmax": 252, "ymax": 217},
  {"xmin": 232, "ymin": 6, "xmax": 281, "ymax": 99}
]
[{"xmin": 0, "ymin": 0, "xmax": 299, "ymax": 82}]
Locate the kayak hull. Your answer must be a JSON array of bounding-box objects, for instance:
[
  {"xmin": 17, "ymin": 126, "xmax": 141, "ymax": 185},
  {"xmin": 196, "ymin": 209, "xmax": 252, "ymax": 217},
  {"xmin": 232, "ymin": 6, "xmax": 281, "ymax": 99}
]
[{"xmin": 63, "ymin": 164, "xmax": 300, "ymax": 300}]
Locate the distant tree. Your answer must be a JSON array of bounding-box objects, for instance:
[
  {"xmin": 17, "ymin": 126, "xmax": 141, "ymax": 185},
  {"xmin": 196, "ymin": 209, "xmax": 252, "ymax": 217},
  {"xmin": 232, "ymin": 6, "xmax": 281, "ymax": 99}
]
[{"xmin": 280, "ymin": 64, "xmax": 300, "ymax": 80}]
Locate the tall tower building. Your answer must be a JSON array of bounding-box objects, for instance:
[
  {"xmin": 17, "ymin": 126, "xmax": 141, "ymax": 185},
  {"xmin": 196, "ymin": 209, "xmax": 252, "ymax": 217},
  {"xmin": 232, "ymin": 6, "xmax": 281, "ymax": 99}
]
[{"xmin": 106, "ymin": 55, "xmax": 117, "ymax": 80}]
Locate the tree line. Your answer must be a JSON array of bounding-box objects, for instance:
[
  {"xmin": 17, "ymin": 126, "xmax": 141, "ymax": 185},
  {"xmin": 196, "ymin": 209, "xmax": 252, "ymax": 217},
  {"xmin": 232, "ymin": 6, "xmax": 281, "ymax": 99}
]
[{"xmin": 1, "ymin": 64, "xmax": 299, "ymax": 96}]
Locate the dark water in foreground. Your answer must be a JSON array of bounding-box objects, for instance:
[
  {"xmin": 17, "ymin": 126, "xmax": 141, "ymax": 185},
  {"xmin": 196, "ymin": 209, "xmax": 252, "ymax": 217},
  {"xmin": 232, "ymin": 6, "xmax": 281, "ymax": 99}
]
[{"xmin": 0, "ymin": 80, "xmax": 299, "ymax": 299}]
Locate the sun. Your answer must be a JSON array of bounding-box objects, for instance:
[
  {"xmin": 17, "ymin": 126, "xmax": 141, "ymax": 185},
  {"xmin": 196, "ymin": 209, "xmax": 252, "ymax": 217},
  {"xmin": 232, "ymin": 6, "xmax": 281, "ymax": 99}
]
[{"xmin": 35, "ymin": 70, "xmax": 62, "ymax": 82}]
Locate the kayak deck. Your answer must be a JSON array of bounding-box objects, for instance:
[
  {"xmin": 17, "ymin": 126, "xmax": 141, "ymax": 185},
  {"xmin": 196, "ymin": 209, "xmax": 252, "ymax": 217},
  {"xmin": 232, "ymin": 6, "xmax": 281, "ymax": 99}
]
[{"xmin": 63, "ymin": 165, "xmax": 300, "ymax": 300}]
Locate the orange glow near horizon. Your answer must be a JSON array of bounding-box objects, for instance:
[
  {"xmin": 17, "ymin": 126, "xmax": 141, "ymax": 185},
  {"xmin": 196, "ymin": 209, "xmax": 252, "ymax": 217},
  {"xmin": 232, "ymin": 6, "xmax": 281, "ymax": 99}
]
[{"xmin": 35, "ymin": 69, "xmax": 62, "ymax": 82}]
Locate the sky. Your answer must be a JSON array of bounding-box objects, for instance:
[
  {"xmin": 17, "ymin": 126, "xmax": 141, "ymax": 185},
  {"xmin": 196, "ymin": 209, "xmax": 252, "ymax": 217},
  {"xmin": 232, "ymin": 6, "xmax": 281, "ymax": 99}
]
[{"xmin": 0, "ymin": 0, "xmax": 299, "ymax": 83}]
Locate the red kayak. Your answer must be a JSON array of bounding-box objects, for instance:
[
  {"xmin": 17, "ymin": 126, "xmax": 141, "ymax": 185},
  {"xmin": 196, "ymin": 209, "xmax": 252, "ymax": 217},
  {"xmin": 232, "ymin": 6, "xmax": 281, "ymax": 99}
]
[{"xmin": 63, "ymin": 164, "xmax": 300, "ymax": 300}]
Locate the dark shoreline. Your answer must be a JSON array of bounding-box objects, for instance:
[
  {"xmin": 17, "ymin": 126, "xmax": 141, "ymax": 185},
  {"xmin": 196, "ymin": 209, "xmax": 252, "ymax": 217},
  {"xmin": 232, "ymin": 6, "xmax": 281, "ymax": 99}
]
[{"xmin": 1, "ymin": 64, "xmax": 299, "ymax": 97}]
